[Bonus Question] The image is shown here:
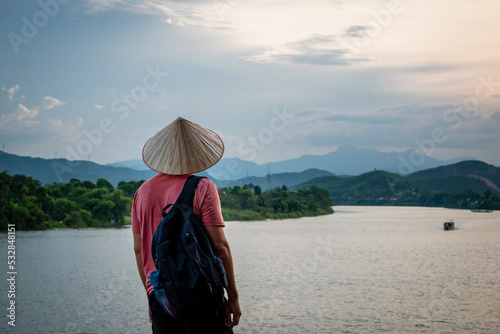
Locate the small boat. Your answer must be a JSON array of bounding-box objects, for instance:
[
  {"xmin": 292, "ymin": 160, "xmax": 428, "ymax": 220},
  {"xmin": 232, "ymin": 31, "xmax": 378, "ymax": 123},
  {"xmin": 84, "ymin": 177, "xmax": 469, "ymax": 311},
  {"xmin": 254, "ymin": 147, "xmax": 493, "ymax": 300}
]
[
  {"xmin": 470, "ymin": 209, "xmax": 493, "ymax": 213},
  {"xmin": 444, "ymin": 220, "xmax": 454, "ymax": 230}
]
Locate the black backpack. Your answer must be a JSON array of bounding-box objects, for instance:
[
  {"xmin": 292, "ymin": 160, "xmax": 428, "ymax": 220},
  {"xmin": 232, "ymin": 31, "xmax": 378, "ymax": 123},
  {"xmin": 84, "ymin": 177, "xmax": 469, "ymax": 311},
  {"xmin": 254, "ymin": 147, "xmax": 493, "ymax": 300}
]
[{"xmin": 150, "ymin": 175, "xmax": 228, "ymax": 318}]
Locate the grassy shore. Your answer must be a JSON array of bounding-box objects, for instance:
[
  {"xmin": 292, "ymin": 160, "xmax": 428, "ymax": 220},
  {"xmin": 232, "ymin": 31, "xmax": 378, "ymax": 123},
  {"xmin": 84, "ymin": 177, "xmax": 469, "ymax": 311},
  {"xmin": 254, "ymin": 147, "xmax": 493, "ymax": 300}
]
[{"xmin": 221, "ymin": 207, "xmax": 334, "ymax": 221}]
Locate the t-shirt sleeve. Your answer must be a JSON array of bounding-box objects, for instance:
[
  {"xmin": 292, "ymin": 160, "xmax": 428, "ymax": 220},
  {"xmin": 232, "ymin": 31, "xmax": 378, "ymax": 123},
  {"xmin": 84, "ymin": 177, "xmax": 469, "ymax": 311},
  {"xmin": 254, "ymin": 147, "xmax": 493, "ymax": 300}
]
[
  {"xmin": 195, "ymin": 178, "xmax": 225, "ymax": 227},
  {"xmin": 131, "ymin": 190, "xmax": 141, "ymax": 234}
]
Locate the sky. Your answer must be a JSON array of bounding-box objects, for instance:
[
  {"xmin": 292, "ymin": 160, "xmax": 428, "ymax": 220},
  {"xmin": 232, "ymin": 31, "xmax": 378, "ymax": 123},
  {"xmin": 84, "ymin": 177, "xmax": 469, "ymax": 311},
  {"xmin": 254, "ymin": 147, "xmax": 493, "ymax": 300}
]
[{"xmin": 1, "ymin": 0, "xmax": 500, "ymax": 168}]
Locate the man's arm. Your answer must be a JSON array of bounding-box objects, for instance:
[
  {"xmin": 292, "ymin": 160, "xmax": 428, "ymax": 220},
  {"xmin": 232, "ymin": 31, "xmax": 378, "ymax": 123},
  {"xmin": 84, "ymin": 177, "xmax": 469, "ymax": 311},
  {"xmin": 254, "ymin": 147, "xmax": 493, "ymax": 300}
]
[
  {"xmin": 133, "ymin": 233, "xmax": 147, "ymax": 292},
  {"xmin": 205, "ymin": 226, "xmax": 242, "ymax": 329}
]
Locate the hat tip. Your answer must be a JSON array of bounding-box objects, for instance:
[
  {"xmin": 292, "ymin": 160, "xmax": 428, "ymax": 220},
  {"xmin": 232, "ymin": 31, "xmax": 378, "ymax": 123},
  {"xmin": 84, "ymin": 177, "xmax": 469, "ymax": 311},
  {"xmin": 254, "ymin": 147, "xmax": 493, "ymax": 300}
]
[{"xmin": 176, "ymin": 116, "xmax": 183, "ymax": 121}]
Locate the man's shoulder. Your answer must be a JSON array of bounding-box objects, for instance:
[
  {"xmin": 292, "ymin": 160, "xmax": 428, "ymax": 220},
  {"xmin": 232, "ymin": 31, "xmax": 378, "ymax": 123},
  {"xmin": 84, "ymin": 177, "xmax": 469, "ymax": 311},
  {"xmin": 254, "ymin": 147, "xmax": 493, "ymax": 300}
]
[
  {"xmin": 198, "ymin": 175, "xmax": 213, "ymax": 184},
  {"xmin": 197, "ymin": 176, "xmax": 217, "ymax": 191},
  {"xmin": 136, "ymin": 173, "xmax": 161, "ymax": 191}
]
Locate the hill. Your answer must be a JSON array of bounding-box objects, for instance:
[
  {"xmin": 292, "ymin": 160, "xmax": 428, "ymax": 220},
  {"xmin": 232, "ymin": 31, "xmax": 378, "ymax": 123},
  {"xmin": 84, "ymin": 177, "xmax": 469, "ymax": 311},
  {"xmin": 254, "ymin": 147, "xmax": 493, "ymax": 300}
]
[
  {"xmin": 106, "ymin": 159, "xmax": 149, "ymax": 170},
  {"xmin": 293, "ymin": 160, "xmax": 500, "ymax": 206},
  {"xmin": 294, "ymin": 170, "xmax": 417, "ymax": 205},
  {"xmin": 214, "ymin": 168, "xmax": 335, "ymax": 189},
  {"xmin": 406, "ymin": 160, "xmax": 500, "ymax": 194},
  {"xmin": 0, "ymin": 151, "xmax": 156, "ymax": 186}
]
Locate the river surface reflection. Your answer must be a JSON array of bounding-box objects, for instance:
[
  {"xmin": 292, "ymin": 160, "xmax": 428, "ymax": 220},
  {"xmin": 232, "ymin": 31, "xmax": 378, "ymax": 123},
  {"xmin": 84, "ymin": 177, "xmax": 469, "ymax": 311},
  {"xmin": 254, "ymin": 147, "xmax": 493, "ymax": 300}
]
[{"xmin": 1, "ymin": 206, "xmax": 499, "ymax": 333}]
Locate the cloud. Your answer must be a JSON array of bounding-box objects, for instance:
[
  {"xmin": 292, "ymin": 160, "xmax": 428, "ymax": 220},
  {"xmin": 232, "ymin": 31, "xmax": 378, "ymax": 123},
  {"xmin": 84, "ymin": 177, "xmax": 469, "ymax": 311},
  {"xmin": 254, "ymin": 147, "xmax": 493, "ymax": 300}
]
[
  {"xmin": 343, "ymin": 25, "xmax": 372, "ymax": 38},
  {"xmin": 297, "ymin": 105, "xmax": 415, "ymax": 123},
  {"xmin": 49, "ymin": 119, "xmax": 63, "ymax": 127},
  {"xmin": 85, "ymin": 0, "xmax": 229, "ymax": 28},
  {"xmin": 290, "ymin": 105, "xmax": 500, "ymax": 153},
  {"xmin": 403, "ymin": 64, "xmax": 458, "ymax": 73},
  {"xmin": 0, "ymin": 103, "xmax": 40, "ymax": 124},
  {"xmin": 438, "ymin": 111, "xmax": 500, "ymax": 149},
  {"xmin": 43, "ymin": 96, "xmax": 66, "ymax": 110},
  {"xmin": 2, "ymin": 84, "xmax": 22, "ymax": 102},
  {"xmin": 0, "ymin": 117, "xmax": 83, "ymax": 144},
  {"xmin": 47, "ymin": 118, "xmax": 84, "ymax": 144},
  {"xmin": 82, "ymin": 2, "xmax": 377, "ymax": 67},
  {"xmin": 243, "ymin": 32, "xmax": 374, "ymax": 66},
  {"xmin": 93, "ymin": 104, "xmax": 105, "ymax": 109}
]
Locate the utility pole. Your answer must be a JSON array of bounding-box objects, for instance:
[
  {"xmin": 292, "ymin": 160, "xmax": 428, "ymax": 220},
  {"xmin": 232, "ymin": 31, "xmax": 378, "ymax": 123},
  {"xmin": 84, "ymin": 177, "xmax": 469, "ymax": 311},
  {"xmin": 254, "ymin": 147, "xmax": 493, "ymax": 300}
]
[{"xmin": 266, "ymin": 164, "xmax": 272, "ymax": 191}]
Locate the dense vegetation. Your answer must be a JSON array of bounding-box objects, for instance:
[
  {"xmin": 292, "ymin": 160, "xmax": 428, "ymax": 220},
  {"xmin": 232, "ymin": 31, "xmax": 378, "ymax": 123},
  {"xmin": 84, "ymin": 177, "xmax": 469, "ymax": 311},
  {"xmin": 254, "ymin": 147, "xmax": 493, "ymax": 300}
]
[
  {"xmin": 219, "ymin": 184, "xmax": 334, "ymax": 221},
  {"xmin": 1, "ymin": 171, "xmax": 334, "ymax": 230},
  {"xmin": 0, "ymin": 171, "xmax": 143, "ymax": 230},
  {"xmin": 419, "ymin": 189, "xmax": 500, "ymax": 210}
]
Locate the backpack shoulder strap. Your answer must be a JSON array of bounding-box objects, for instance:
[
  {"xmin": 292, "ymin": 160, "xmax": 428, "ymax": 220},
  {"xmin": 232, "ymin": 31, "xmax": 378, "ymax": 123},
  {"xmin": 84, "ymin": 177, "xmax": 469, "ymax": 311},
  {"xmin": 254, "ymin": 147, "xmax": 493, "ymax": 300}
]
[{"xmin": 177, "ymin": 175, "xmax": 206, "ymax": 208}]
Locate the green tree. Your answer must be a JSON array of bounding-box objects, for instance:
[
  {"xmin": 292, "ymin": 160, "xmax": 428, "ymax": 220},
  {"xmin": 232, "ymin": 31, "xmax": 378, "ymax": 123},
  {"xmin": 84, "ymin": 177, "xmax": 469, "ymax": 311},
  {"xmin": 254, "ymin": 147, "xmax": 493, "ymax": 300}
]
[
  {"xmin": 0, "ymin": 171, "xmax": 12, "ymax": 230},
  {"xmin": 91, "ymin": 199, "xmax": 115, "ymax": 222},
  {"xmin": 118, "ymin": 180, "xmax": 145, "ymax": 197},
  {"xmin": 9, "ymin": 196, "xmax": 45, "ymax": 230},
  {"xmin": 0, "ymin": 173, "xmax": 135, "ymax": 229},
  {"xmin": 254, "ymin": 185, "xmax": 262, "ymax": 196},
  {"xmin": 96, "ymin": 178, "xmax": 114, "ymax": 190},
  {"xmin": 63, "ymin": 209, "xmax": 92, "ymax": 227},
  {"xmin": 80, "ymin": 180, "xmax": 96, "ymax": 189},
  {"xmin": 52, "ymin": 198, "xmax": 79, "ymax": 222}
]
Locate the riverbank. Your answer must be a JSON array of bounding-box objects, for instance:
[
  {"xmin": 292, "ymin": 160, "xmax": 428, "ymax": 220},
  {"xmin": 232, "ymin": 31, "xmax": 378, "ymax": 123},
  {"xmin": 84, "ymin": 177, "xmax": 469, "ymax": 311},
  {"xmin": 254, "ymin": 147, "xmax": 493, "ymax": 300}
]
[{"xmin": 221, "ymin": 207, "xmax": 334, "ymax": 221}]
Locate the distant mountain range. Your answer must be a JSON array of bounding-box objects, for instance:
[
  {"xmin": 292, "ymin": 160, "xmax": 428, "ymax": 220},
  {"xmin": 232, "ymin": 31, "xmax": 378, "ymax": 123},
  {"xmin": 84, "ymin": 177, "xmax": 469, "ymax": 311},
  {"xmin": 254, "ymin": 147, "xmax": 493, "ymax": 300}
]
[
  {"xmin": 0, "ymin": 151, "xmax": 156, "ymax": 186},
  {"xmin": 1, "ymin": 150, "xmax": 332, "ymax": 188},
  {"xmin": 108, "ymin": 145, "xmax": 475, "ymax": 179}
]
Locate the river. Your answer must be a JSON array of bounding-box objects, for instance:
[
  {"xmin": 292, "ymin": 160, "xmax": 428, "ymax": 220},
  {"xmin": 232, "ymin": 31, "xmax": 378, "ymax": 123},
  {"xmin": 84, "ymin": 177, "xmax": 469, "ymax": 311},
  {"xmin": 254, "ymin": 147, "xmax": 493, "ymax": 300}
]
[{"xmin": 1, "ymin": 206, "xmax": 499, "ymax": 333}]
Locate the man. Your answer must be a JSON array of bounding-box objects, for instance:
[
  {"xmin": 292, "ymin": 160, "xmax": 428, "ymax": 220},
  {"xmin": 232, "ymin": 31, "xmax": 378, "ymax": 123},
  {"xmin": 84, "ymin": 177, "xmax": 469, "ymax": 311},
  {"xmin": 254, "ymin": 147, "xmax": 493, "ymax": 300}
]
[{"xmin": 132, "ymin": 117, "xmax": 241, "ymax": 333}]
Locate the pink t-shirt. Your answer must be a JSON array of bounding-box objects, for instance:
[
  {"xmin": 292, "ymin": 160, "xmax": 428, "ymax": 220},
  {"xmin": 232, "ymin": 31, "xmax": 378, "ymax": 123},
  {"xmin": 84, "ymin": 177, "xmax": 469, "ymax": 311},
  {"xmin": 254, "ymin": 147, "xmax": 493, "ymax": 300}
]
[{"xmin": 132, "ymin": 173, "xmax": 225, "ymax": 296}]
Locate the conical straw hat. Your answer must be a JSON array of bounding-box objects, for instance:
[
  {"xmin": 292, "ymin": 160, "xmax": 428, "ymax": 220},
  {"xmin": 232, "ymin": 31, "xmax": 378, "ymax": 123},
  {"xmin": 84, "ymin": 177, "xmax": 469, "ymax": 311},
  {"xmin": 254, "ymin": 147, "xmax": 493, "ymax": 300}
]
[{"xmin": 142, "ymin": 117, "xmax": 224, "ymax": 175}]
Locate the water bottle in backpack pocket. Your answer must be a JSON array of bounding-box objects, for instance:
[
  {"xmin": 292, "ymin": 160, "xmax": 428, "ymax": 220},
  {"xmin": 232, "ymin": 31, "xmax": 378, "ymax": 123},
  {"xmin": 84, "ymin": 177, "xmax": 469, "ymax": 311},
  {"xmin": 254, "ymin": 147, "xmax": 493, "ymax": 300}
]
[{"xmin": 148, "ymin": 270, "xmax": 175, "ymax": 317}]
